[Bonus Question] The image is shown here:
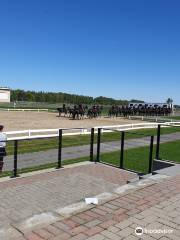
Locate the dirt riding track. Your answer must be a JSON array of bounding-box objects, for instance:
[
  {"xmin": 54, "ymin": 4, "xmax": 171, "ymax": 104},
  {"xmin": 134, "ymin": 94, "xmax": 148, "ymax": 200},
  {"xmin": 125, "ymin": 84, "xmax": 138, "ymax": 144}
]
[{"xmin": 0, "ymin": 111, "xmax": 142, "ymax": 131}]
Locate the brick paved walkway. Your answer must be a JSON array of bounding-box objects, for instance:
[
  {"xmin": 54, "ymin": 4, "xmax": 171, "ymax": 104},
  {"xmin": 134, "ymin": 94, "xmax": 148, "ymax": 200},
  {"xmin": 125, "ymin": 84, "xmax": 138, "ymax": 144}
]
[
  {"xmin": 0, "ymin": 162, "xmax": 137, "ymax": 238},
  {"xmin": 7, "ymin": 173, "xmax": 180, "ymax": 240}
]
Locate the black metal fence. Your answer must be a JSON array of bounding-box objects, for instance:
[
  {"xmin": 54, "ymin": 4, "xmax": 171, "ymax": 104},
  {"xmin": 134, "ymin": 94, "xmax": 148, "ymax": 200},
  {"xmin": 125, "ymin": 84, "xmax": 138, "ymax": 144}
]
[
  {"xmin": 1, "ymin": 123, "xmax": 180, "ymax": 179},
  {"xmin": 96, "ymin": 128, "xmax": 122, "ymax": 167},
  {"xmin": 155, "ymin": 124, "xmax": 180, "ymax": 163},
  {"xmin": 5, "ymin": 135, "xmax": 60, "ymax": 178},
  {"xmin": 1, "ymin": 128, "xmax": 92, "ymax": 178},
  {"xmin": 95, "ymin": 128, "xmax": 154, "ymax": 175},
  {"xmin": 123, "ymin": 131, "xmax": 154, "ymax": 175}
]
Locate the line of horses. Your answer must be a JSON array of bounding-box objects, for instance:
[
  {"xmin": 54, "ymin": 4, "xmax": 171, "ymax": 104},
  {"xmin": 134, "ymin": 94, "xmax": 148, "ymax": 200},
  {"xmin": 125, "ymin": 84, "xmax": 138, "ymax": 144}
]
[
  {"xmin": 57, "ymin": 104, "xmax": 173, "ymax": 120},
  {"xmin": 57, "ymin": 104, "xmax": 103, "ymax": 120},
  {"xmin": 108, "ymin": 105, "xmax": 172, "ymax": 117}
]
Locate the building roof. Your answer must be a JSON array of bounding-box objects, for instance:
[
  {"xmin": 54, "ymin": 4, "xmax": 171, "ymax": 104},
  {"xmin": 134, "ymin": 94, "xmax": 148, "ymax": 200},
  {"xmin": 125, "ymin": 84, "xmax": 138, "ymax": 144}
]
[{"xmin": 0, "ymin": 87, "xmax": 10, "ymax": 91}]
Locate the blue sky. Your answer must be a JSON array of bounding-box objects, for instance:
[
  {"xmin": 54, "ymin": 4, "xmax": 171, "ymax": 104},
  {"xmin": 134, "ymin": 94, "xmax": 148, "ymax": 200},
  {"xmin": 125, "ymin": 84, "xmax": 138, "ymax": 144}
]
[{"xmin": 0, "ymin": 0, "xmax": 180, "ymax": 103}]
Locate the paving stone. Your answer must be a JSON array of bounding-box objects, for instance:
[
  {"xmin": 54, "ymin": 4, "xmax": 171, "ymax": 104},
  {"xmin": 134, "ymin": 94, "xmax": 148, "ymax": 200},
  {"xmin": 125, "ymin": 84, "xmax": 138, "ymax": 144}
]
[
  {"xmin": 86, "ymin": 234, "xmax": 105, "ymax": 240},
  {"xmin": 1, "ymin": 162, "xmax": 180, "ymax": 240},
  {"xmin": 84, "ymin": 219, "xmax": 102, "ymax": 228},
  {"xmin": 52, "ymin": 221, "xmax": 71, "ymax": 232},
  {"xmin": 68, "ymin": 233, "xmax": 87, "ymax": 240},
  {"xmin": 0, "ymin": 164, "xmax": 136, "ymax": 229},
  {"xmin": 101, "ymin": 230, "xmax": 123, "ymax": 240},
  {"xmin": 99, "ymin": 220, "xmax": 117, "ymax": 229},
  {"xmin": 85, "ymin": 226, "xmax": 104, "ymax": 237},
  {"xmin": 69, "ymin": 226, "xmax": 88, "ymax": 236},
  {"xmin": 156, "ymin": 218, "xmax": 178, "ymax": 230},
  {"xmin": 107, "ymin": 226, "xmax": 120, "ymax": 233},
  {"xmin": 45, "ymin": 224, "xmax": 64, "ymax": 236},
  {"xmin": 129, "ymin": 216, "xmax": 148, "ymax": 227},
  {"xmin": 115, "ymin": 219, "xmax": 133, "ymax": 229},
  {"xmin": 117, "ymin": 227, "xmax": 134, "ymax": 238},
  {"xmin": 123, "ymin": 235, "xmax": 139, "ymax": 240},
  {"xmin": 24, "ymin": 232, "xmax": 44, "ymax": 240},
  {"xmin": 50, "ymin": 232, "xmax": 71, "ymax": 240},
  {"xmin": 33, "ymin": 228, "xmax": 54, "ymax": 239}
]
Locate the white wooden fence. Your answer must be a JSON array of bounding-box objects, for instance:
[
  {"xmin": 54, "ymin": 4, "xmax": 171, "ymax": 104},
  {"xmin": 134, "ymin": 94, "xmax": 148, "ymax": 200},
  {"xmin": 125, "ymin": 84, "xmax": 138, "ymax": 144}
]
[
  {"xmin": 0, "ymin": 108, "xmax": 50, "ymax": 112},
  {"xmin": 5, "ymin": 122, "xmax": 180, "ymax": 141},
  {"xmin": 128, "ymin": 115, "xmax": 179, "ymax": 123}
]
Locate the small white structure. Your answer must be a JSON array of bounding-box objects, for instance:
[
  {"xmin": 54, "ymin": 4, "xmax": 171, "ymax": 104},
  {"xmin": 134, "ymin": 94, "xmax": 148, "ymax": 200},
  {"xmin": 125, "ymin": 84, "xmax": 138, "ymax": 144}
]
[{"xmin": 0, "ymin": 87, "xmax": 10, "ymax": 103}]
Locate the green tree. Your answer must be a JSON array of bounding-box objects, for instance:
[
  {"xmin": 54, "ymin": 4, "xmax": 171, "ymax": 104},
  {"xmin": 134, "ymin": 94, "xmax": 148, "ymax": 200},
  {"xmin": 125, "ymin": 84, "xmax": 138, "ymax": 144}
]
[{"xmin": 166, "ymin": 98, "xmax": 173, "ymax": 108}]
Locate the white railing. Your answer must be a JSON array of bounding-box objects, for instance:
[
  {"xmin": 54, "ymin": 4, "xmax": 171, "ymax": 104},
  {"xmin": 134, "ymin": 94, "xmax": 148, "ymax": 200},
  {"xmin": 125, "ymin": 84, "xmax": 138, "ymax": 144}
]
[
  {"xmin": 0, "ymin": 108, "xmax": 51, "ymax": 112},
  {"xmin": 128, "ymin": 115, "xmax": 180, "ymax": 123},
  {"xmin": 5, "ymin": 122, "xmax": 180, "ymax": 141},
  {"xmin": 95, "ymin": 122, "xmax": 159, "ymax": 131},
  {"xmin": 5, "ymin": 128, "xmax": 90, "ymax": 140}
]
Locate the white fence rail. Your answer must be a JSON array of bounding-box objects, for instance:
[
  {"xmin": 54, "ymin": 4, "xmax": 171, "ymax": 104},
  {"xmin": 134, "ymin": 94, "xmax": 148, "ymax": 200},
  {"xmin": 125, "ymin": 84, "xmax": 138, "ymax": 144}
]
[
  {"xmin": 0, "ymin": 108, "xmax": 50, "ymax": 112},
  {"xmin": 128, "ymin": 115, "xmax": 179, "ymax": 123},
  {"xmin": 5, "ymin": 122, "xmax": 180, "ymax": 141}
]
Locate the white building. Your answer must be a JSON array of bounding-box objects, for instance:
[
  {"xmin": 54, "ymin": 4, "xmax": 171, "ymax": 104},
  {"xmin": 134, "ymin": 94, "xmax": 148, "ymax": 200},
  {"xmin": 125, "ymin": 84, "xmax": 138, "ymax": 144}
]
[{"xmin": 0, "ymin": 88, "xmax": 11, "ymax": 102}]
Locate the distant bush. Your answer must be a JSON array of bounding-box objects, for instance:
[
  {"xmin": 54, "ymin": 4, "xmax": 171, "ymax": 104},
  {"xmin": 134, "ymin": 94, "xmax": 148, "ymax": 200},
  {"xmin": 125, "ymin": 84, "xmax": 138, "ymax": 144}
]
[{"xmin": 10, "ymin": 89, "xmax": 131, "ymax": 106}]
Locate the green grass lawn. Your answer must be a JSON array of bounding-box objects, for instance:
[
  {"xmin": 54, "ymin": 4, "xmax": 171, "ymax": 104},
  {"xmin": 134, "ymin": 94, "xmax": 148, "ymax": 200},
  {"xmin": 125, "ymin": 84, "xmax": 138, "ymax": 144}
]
[
  {"xmin": 6, "ymin": 126, "xmax": 180, "ymax": 156},
  {"xmin": 99, "ymin": 139, "xmax": 180, "ymax": 174},
  {"xmin": 169, "ymin": 116, "xmax": 180, "ymax": 120},
  {"xmin": 0, "ymin": 101, "xmax": 62, "ymax": 110},
  {"xmin": 153, "ymin": 116, "xmax": 180, "ymax": 121},
  {"xmin": 99, "ymin": 146, "xmax": 150, "ymax": 174},
  {"xmin": 159, "ymin": 140, "xmax": 180, "ymax": 161}
]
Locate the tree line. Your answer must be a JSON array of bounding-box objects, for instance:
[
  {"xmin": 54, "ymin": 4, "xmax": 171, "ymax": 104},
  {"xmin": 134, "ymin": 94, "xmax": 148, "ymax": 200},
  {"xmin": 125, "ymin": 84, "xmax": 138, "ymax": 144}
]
[{"xmin": 10, "ymin": 89, "xmax": 144, "ymax": 106}]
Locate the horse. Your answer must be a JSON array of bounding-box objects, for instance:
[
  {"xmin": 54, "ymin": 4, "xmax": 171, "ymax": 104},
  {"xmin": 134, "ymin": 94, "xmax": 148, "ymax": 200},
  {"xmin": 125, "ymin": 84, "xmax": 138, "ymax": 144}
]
[{"xmin": 57, "ymin": 104, "xmax": 68, "ymax": 117}]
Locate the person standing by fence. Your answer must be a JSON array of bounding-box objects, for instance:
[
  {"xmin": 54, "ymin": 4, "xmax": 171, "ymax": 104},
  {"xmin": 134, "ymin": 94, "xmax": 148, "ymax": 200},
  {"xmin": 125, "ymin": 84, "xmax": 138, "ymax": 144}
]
[{"xmin": 0, "ymin": 125, "xmax": 7, "ymax": 173}]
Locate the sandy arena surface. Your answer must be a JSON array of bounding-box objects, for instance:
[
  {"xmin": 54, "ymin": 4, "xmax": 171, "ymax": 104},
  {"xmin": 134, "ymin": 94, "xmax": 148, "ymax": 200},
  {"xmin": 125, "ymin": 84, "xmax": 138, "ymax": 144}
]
[{"xmin": 0, "ymin": 111, "xmax": 142, "ymax": 131}]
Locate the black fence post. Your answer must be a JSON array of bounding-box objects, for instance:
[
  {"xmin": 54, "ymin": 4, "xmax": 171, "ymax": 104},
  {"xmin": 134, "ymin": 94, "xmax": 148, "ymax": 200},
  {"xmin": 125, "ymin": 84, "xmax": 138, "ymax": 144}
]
[
  {"xmin": 57, "ymin": 129, "xmax": 62, "ymax": 169},
  {"xmin": 156, "ymin": 124, "xmax": 161, "ymax": 160},
  {"xmin": 148, "ymin": 136, "xmax": 154, "ymax": 174},
  {"xmin": 96, "ymin": 128, "xmax": 101, "ymax": 163},
  {"xmin": 120, "ymin": 131, "xmax": 125, "ymax": 169},
  {"xmin": 90, "ymin": 128, "xmax": 94, "ymax": 162},
  {"xmin": 12, "ymin": 140, "xmax": 19, "ymax": 178}
]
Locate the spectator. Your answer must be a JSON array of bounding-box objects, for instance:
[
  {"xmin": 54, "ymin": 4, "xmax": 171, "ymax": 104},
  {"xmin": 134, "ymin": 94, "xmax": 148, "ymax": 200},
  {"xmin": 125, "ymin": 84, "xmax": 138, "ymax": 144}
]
[{"xmin": 0, "ymin": 125, "xmax": 7, "ymax": 173}]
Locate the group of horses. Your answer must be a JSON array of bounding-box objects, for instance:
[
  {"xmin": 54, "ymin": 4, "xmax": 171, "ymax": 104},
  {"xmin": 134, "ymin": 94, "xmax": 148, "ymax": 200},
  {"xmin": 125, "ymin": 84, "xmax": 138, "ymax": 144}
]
[
  {"xmin": 57, "ymin": 104, "xmax": 173, "ymax": 120},
  {"xmin": 108, "ymin": 105, "xmax": 172, "ymax": 118},
  {"xmin": 57, "ymin": 104, "xmax": 103, "ymax": 120}
]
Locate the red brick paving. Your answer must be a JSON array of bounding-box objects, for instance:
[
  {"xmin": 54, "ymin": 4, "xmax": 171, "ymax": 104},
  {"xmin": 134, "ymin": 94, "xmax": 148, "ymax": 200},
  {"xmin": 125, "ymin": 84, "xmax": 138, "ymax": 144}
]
[
  {"xmin": 19, "ymin": 174, "xmax": 180, "ymax": 240},
  {"xmin": 0, "ymin": 163, "xmax": 136, "ymax": 190}
]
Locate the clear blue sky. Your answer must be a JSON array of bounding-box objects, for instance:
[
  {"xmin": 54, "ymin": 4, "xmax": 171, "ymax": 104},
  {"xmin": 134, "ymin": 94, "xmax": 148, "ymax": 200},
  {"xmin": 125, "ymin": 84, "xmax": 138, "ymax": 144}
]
[{"xmin": 0, "ymin": 0, "xmax": 180, "ymax": 104}]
